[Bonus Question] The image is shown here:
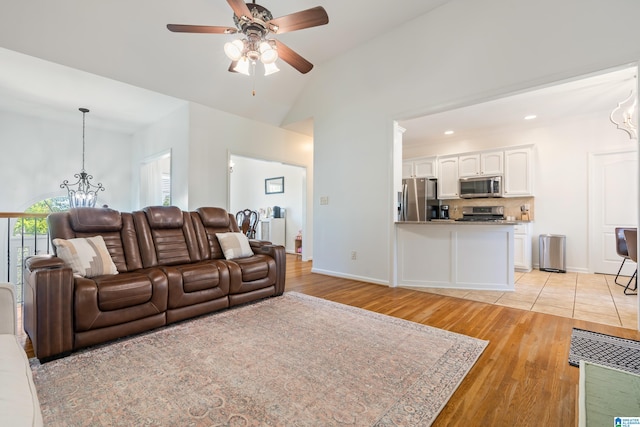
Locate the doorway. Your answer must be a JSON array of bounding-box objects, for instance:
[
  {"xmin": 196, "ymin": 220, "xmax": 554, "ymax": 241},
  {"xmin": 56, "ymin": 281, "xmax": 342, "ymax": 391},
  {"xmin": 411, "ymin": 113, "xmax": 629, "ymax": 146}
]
[
  {"xmin": 228, "ymin": 154, "xmax": 307, "ymax": 258},
  {"xmin": 139, "ymin": 150, "xmax": 171, "ymax": 208}
]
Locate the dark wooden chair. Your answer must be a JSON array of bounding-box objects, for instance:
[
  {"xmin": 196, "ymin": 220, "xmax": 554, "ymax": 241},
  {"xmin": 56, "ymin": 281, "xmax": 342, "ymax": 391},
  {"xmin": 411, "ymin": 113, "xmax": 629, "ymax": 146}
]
[
  {"xmin": 622, "ymin": 228, "xmax": 638, "ymax": 295},
  {"xmin": 236, "ymin": 209, "xmax": 259, "ymax": 239}
]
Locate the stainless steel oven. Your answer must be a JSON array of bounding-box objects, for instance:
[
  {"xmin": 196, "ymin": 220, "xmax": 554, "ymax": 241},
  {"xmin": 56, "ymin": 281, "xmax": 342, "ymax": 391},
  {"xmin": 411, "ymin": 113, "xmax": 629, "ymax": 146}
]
[{"xmin": 459, "ymin": 175, "xmax": 503, "ymax": 198}]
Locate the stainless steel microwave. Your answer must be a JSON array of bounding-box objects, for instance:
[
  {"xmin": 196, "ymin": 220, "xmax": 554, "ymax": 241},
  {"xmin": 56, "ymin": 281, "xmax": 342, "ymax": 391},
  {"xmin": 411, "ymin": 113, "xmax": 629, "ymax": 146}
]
[{"xmin": 459, "ymin": 175, "xmax": 503, "ymax": 198}]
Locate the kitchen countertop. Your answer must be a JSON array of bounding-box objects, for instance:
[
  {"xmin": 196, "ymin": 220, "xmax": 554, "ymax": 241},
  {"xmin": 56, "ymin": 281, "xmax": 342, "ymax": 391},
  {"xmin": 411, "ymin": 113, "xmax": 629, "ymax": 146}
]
[{"xmin": 396, "ymin": 220, "xmax": 533, "ymax": 225}]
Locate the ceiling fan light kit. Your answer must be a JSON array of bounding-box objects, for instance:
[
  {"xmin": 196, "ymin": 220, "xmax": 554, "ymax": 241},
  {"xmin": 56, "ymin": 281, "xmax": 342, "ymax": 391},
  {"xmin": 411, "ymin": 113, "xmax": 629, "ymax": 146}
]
[{"xmin": 168, "ymin": 0, "xmax": 329, "ymax": 78}]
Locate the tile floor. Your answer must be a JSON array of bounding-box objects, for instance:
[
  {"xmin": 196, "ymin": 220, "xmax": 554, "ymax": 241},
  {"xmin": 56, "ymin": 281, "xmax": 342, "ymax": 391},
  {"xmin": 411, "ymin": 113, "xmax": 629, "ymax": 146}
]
[{"xmin": 403, "ymin": 270, "xmax": 638, "ymax": 329}]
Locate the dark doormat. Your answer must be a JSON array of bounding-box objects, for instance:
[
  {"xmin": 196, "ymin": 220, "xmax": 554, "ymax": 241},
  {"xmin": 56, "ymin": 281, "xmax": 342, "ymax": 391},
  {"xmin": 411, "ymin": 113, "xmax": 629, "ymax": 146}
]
[{"xmin": 569, "ymin": 328, "xmax": 640, "ymax": 375}]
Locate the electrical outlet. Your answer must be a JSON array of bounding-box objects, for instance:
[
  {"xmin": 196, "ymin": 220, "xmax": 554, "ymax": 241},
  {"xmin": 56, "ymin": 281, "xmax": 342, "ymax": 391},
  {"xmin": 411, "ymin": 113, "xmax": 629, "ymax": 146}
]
[
  {"xmin": 320, "ymin": 196, "xmax": 329, "ymax": 205},
  {"xmin": 351, "ymin": 251, "xmax": 357, "ymax": 260}
]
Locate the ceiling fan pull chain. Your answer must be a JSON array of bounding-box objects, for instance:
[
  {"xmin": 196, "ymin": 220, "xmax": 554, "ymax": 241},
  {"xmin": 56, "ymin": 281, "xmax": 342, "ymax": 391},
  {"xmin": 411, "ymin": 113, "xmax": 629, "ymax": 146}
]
[{"xmin": 252, "ymin": 62, "xmax": 257, "ymax": 96}]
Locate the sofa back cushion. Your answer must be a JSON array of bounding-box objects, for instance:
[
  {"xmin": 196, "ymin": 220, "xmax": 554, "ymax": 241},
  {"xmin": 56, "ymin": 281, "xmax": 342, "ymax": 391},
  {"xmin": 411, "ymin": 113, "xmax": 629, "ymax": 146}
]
[
  {"xmin": 48, "ymin": 208, "xmax": 143, "ymax": 273},
  {"xmin": 134, "ymin": 206, "xmax": 201, "ymax": 268},
  {"xmin": 192, "ymin": 207, "xmax": 240, "ymax": 260}
]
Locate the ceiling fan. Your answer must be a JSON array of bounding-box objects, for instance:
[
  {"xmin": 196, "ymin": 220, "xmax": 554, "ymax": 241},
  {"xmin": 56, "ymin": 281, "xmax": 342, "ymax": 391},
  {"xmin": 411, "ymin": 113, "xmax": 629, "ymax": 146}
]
[{"xmin": 167, "ymin": 0, "xmax": 329, "ymax": 75}]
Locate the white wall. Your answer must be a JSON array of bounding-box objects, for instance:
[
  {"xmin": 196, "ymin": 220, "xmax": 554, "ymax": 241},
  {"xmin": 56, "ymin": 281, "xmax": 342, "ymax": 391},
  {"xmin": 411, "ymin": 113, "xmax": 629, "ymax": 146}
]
[
  {"xmin": 229, "ymin": 155, "xmax": 306, "ymax": 255},
  {"xmin": 284, "ymin": 0, "xmax": 640, "ymax": 284},
  {"xmin": 187, "ymin": 102, "xmax": 314, "ymax": 256},
  {"xmin": 0, "ymin": 109, "xmax": 133, "ymax": 211}
]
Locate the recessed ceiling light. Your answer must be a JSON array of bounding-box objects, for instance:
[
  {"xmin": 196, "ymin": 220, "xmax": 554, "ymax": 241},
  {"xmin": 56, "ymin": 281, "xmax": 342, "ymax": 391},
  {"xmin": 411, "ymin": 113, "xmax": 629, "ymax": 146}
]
[
  {"xmin": 524, "ymin": 114, "xmax": 537, "ymax": 120},
  {"xmin": 444, "ymin": 130, "xmax": 454, "ymax": 135}
]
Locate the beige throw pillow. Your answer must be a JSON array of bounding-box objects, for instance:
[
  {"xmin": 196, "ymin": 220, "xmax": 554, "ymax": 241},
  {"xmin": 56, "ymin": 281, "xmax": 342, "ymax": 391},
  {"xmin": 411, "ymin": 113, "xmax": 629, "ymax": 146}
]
[
  {"xmin": 216, "ymin": 232, "xmax": 254, "ymax": 260},
  {"xmin": 53, "ymin": 235, "xmax": 119, "ymax": 278}
]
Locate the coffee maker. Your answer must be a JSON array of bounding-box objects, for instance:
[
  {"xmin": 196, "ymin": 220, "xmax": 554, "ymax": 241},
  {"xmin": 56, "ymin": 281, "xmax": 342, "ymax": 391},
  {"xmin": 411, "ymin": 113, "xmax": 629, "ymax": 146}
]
[{"xmin": 440, "ymin": 205, "xmax": 450, "ymax": 219}]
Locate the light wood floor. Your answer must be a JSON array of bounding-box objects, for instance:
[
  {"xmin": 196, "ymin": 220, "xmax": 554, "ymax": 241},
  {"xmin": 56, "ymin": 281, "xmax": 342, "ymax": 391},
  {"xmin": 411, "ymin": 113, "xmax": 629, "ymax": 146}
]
[{"xmin": 17, "ymin": 255, "xmax": 640, "ymax": 426}]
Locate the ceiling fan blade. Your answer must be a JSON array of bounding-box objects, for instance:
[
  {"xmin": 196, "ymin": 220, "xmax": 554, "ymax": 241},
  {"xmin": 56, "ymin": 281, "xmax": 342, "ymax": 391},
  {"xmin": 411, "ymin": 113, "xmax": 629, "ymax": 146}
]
[
  {"xmin": 228, "ymin": 61, "xmax": 238, "ymax": 73},
  {"xmin": 275, "ymin": 40, "xmax": 313, "ymax": 74},
  {"xmin": 227, "ymin": 0, "xmax": 252, "ymax": 20},
  {"xmin": 167, "ymin": 24, "xmax": 236, "ymax": 34},
  {"xmin": 268, "ymin": 6, "xmax": 329, "ymax": 34}
]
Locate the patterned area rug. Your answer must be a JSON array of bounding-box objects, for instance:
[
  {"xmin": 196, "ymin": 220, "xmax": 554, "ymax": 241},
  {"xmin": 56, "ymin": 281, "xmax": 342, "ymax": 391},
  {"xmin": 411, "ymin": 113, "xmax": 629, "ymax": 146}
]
[
  {"xmin": 569, "ymin": 328, "xmax": 640, "ymax": 375},
  {"xmin": 31, "ymin": 292, "xmax": 488, "ymax": 426}
]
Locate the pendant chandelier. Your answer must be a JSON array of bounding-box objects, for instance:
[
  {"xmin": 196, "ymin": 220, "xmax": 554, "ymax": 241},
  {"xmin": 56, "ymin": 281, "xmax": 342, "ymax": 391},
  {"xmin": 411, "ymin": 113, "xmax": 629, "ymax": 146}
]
[
  {"xmin": 609, "ymin": 75, "xmax": 638, "ymax": 140},
  {"xmin": 60, "ymin": 108, "xmax": 105, "ymax": 208}
]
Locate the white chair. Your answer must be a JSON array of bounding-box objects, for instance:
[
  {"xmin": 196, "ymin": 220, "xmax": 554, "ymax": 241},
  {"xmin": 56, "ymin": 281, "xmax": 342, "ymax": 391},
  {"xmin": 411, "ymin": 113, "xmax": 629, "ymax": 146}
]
[{"xmin": 0, "ymin": 283, "xmax": 43, "ymax": 426}]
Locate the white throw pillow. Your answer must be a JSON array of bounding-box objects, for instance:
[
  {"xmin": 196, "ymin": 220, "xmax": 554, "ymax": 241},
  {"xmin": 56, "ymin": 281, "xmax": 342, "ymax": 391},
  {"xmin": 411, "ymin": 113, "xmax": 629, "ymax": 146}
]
[
  {"xmin": 216, "ymin": 232, "xmax": 254, "ymax": 260},
  {"xmin": 53, "ymin": 235, "xmax": 119, "ymax": 278}
]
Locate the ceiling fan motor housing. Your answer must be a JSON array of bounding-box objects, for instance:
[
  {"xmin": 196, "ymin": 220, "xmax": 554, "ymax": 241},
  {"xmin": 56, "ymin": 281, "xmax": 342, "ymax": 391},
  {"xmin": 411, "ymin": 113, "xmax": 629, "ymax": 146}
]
[{"xmin": 234, "ymin": 3, "xmax": 273, "ymax": 35}]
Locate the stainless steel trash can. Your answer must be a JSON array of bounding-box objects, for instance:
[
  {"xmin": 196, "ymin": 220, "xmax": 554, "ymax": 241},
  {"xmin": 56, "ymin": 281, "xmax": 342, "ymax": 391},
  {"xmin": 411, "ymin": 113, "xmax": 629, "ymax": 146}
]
[{"xmin": 539, "ymin": 234, "xmax": 566, "ymax": 273}]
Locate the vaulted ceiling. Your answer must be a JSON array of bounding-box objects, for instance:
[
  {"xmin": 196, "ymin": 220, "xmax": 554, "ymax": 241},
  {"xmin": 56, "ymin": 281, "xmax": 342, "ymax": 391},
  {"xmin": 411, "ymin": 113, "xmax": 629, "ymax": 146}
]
[
  {"xmin": 0, "ymin": 1, "xmax": 636, "ymax": 141},
  {"xmin": 0, "ymin": 0, "xmax": 452, "ymax": 133}
]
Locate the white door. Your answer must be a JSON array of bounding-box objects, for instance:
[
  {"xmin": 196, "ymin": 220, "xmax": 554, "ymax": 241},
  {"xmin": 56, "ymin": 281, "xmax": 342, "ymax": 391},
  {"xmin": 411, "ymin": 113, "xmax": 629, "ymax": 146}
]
[{"xmin": 589, "ymin": 149, "xmax": 638, "ymax": 275}]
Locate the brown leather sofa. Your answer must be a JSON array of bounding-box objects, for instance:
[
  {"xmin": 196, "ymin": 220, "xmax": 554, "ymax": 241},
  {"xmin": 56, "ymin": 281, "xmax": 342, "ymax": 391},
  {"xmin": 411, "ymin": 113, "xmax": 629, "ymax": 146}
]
[{"xmin": 23, "ymin": 206, "xmax": 285, "ymax": 362}]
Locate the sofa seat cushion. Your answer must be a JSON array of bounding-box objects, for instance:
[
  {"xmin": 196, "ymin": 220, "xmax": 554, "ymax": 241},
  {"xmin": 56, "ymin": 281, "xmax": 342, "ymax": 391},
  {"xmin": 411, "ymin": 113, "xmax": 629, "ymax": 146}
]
[
  {"xmin": 227, "ymin": 254, "xmax": 276, "ymax": 294},
  {"xmin": 163, "ymin": 261, "xmax": 230, "ymax": 309},
  {"xmin": 233, "ymin": 256, "xmax": 270, "ymax": 281},
  {"xmin": 0, "ymin": 335, "xmax": 43, "ymax": 427},
  {"xmin": 95, "ymin": 275, "xmax": 153, "ymax": 311},
  {"xmin": 74, "ymin": 269, "xmax": 168, "ymax": 332}
]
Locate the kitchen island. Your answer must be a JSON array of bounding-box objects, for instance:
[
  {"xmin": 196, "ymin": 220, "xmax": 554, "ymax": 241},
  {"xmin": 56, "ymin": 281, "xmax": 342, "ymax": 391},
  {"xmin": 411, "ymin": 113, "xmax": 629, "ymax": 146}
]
[{"xmin": 395, "ymin": 221, "xmax": 516, "ymax": 291}]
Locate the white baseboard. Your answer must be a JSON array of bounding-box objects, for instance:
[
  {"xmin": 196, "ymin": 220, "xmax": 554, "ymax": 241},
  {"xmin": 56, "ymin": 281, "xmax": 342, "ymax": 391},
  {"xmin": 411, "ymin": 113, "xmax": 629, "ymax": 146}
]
[{"xmin": 310, "ymin": 268, "xmax": 389, "ymax": 287}]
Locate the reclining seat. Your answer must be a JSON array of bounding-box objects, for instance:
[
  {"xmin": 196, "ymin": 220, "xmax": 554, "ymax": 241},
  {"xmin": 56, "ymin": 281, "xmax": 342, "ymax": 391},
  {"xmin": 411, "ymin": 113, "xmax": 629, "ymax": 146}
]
[
  {"xmin": 133, "ymin": 206, "xmax": 230, "ymax": 323},
  {"xmin": 192, "ymin": 207, "xmax": 285, "ymax": 307},
  {"xmin": 25, "ymin": 207, "xmax": 168, "ymax": 360}
]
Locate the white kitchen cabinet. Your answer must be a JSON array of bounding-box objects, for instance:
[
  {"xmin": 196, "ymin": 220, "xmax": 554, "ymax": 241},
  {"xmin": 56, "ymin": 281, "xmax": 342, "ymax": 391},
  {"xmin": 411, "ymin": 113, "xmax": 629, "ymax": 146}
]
[
  {"xmin": 403, "ymin": 156, "xmax": 437, "ymax": 179},
  {"xmin": 402, "ymin": 161, "xmax": 414, "ymax": 179},
  {"xmin": 513, "ymin": 223, "xmax": 532, "ymax": 272},
  {"xmin": 481, "ymin": 151, "xmax": 504, "ymax": 175},
  {"xmin": 437, "ymin": 156, "xmax": 459, "ymax": 199},
  {"xmin": 504, "ymin": 147, "xmax": 533, "ymax": 197},
  {"xmin": 458, "ymin": 154, "xmax": 481, "ymax": 177},
  {"xmin": 459, "ymin": 151, "xmax": 504, "ymax": 177},
  {"xmin": 258, "ymin": 218, "xmax": 285, "ymax": 247}
]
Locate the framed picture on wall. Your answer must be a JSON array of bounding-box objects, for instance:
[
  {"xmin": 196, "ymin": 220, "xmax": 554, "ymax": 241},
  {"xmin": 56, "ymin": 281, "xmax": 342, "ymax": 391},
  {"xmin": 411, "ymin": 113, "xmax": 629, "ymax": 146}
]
[{"xmin": 265, "ymin": 176, "xmax": 284, "ymax": 194}]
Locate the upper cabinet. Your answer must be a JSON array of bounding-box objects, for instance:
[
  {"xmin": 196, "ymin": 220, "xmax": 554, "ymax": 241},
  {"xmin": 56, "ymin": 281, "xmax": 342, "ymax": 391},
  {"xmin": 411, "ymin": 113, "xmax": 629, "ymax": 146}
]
[
  {"xmin": 437, "ymin": 156, "xmax": 459, "ymax": 199},
  {"xmin": 503, "ymin": 147, "xmax": 533, "ymax": 197},
  {"xmin": 459, "ymin": 151, "xmax": 504, "ymax": 177},
  {"xmin": 403, "ymin": 156, "xmax": 437, "ymax": 179},
  {"xmin": 406, "ymin": 145, "xmax": 533, "ymax": 200}
]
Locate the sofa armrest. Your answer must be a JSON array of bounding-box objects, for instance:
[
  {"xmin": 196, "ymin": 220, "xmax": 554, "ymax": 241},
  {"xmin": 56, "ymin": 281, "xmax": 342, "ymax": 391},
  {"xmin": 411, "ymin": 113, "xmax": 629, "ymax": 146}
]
[
  {"xmin": 249, "ymin": 239, "xmax": 272, "ymax": 249},
  {"xmin": 25, "ymin": 255, "xmax": 66, "ymax": 271},
  {"xmin": 0, "ymin": 283, "xmax": 17, "ymax": 335},
  {"xmin": 256, "ymin": 244, "xmax": 286, "ymax": 295},
  {"xmin": 24, "ymin": 264, "xmax": 75, "ymax": 361}
]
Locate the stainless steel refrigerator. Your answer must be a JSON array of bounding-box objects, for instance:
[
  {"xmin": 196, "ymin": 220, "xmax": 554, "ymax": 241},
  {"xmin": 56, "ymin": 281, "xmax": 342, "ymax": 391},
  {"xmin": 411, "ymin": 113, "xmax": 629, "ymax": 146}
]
[{"xmin": 400, "ymin": 178, "xmax": 437, "ymax": 221}]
